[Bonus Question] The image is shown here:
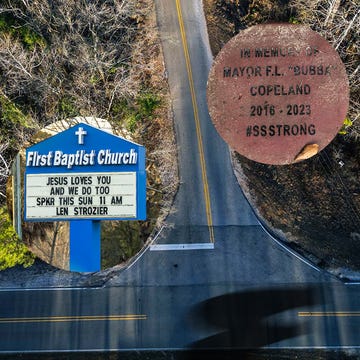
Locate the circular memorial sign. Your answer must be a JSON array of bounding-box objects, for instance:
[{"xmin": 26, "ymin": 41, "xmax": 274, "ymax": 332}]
[{"xmin": 207, "ymin": 24, "xmax": 349, "ymax": 165}]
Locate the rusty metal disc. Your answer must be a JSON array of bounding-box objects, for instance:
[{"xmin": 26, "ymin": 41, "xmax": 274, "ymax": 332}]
[{"xmin": 207, "ymin": 24, "xmax": 349, "ymax": 165}]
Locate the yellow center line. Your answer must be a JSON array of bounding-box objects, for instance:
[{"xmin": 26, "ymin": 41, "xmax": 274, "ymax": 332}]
[
  {"xmin": 0, "ymin": 314, "xmax": 147, "ymax": 324},
  {"xmin": 175, "ymin": 0, "xmax": 214, "ymax": 243},
  {"xmin": 298, "ymin": 311, "xmax": 360, "ymax": 317}
]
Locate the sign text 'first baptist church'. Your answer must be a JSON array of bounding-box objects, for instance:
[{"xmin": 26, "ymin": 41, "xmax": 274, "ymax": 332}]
[{"xmin": 24, "ymin": 123, "xmax": 146, "ymax": 222}]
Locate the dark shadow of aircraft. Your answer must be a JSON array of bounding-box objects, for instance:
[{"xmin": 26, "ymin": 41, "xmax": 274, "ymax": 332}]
[{"xmin": 188, "ymin": 285, "xmax": 322, "ymax": 350}]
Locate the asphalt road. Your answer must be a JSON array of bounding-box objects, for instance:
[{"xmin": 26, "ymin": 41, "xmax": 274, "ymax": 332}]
[
  {"xmin": 1, "ymin": 283, "xmax": 360, "ymax": 352},
  {"xmin": 157, "ymin": 0, "xmax": 258, "ymax": 238},
  {"xmin": 1, "ymin": 0, "xmax": 360, "ymax": 354}
]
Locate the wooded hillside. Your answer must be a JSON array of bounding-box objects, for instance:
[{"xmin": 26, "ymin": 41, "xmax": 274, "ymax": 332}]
[
  {"xmin": 0, "ymin": 0, "xmax": 177, "ymax": 270},
  {"xmin": 204, "ymin": 0, "xmax": 360, "ymax": 274}
]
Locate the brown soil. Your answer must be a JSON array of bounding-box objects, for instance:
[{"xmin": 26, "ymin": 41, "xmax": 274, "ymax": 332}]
[{"xmin": 203, "ymin": 0, "xmax": 360, "ymax": 277}]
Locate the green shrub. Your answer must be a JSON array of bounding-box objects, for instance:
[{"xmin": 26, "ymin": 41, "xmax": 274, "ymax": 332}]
[
  {"xmin": 0, "ymin": 208, "xmax": 35, "ymax": 270},
  {"xmin": 0, "ymin": 95, "xmax": 31, "ymax": 128},
  {"xmin": 289, "ymin": 16, "xmax": 300, "ymax": 24},
  {"xmin": 0, "ymin": 13, "xmax": 46, "ymax": 50},
  {"xmin": 120, "ymin": 92, "xmax": 161, "ymax": 133},
  {"xmin": 0, "ymin": 95, "xmax": 34, "ymax": 154},
  {"xmin": 126, "ymin": 112, "xmax": 139, "ymax": 133},
  {"xmin": 137, "ymin": 92, "xmax": 161, "ymax": 118},
  {"xmin": 339, "ymin": 117, "xmax": 352, "ymax": 135},
  {"xmin": 58, "ymin": 96, "xmax": 79, "ymax": 118}
]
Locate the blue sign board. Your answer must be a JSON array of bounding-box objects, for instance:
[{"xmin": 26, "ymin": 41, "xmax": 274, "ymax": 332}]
[
  {"xmin": 24, "ymin": 122, "xmax": 146, "ymax": 272},
  {"xmin": 25, "ymin": 123, "xmax": 146, "ymax": 221}
]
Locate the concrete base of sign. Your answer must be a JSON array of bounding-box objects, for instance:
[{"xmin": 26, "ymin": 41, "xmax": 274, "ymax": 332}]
[{"xmin": 70, "ymin": 220, "xmax": 100, "ymax": 272}]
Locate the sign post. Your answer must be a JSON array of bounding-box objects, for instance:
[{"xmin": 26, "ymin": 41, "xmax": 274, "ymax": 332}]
[
  {"xmin": 70, "ymin": 220, "xmax": 100, "ymax": 272},
  {"xmin": 24, "ymin": 122, "xmax": 146, "ymax": 272}
]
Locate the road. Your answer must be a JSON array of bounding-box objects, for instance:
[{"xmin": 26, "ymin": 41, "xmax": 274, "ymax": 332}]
[
  {"xmin": 2, "ymin": 284, "xmax": 360, "ymax": 352},
  {"xmin": 1, "ymin": 0, "xmax": 360, "ymax": 354},
  {"xmin": 154, "ymin": 0, "xmax": 257, "ymax": 246}
]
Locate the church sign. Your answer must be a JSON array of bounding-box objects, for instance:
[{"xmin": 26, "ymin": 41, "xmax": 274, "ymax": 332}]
[
  {"xmin": 24, "ymin": 123, "xmax": 146, "ymax": 221},
  {"xmin": 24, "ymin": 122, "xmax": 146, "ymax": 272}
]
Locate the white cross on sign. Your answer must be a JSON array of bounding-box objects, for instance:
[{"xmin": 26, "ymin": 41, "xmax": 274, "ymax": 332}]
[{"xmin": 75, "ymin": 127, "xmax": 87, "ymax": 145}]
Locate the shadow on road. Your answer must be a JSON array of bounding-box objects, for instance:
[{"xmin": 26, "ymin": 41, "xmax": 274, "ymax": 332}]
[{"xmin": 188, "ymin": 285, "xmax": 322, "ymax": 349}]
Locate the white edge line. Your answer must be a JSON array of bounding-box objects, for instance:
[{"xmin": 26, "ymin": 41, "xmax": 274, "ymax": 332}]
[
  {"xmin": 258, "ymin": 221, "xmax": 321, "ymax": 272},
  {"xmin": 257, "ymin": 218, "xmax": 360, "ymax": 284},
  {"xmin": 125, "ymin": 225, "xmax": 166, "ymax": 270}
]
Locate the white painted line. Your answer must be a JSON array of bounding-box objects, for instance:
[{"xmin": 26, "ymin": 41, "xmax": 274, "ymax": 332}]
[
  {"xmin": 126, "ymin": 226, "xmax": 166, "ymax": 270},
  {"xmin": 258, "ymin": 221, "xmax": 321, "ymax": 272},
  {"xmin": 150, "ymin": 243, "xmax": 214, "ymax": 251}
]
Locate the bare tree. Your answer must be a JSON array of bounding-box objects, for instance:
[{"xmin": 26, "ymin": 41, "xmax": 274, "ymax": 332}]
[
  {"xmin": 0, "ymin": 0, "xmax": 156, "ymax": 201},
  {"xmin": 0, "ymin": 0, "xmax": 178, "ymax": 269},
  {"xmin": 0, "ymin": 143, "xmax": 10, "ymax": 200},
  {"xmin": 290, "ymin": 0, "xmax": 360, "ymax": 140}
]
